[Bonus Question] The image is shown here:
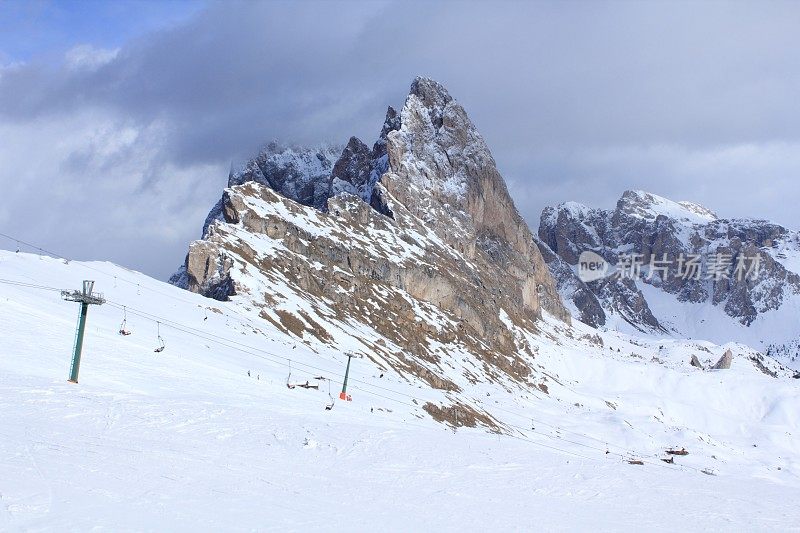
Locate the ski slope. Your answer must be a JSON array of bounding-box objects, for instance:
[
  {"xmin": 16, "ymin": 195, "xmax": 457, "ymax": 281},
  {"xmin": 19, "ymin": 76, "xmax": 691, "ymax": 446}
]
[{"xmin": 1, "ymin": 250, "xmax": 799, "ymax": 531}]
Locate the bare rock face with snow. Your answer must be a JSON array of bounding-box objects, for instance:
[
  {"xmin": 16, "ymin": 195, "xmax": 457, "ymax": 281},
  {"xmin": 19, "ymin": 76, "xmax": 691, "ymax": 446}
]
[
  {"xmin": 229, "ymin": 142, "xmax": 343, "ymax": 211},
  {"xmin": 538, "ymin": 190, "xmax": 800, "ymax": 347},
  {"xmin": 171, "ymin": 78, "xmax": 568, "ymax": 405},
  {"xmin": 381, "ymin": 78, "xmax": 567, "ymax": 322},
  {"xmin": 712, "ymin": 349, "xmax": 733, "ymax": 370}
]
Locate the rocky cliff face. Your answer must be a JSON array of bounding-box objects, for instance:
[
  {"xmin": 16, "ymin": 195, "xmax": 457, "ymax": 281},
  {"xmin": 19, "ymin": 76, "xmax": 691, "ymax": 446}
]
[
  {"xmin": 229, "ymin": 142, "xmax": 343, "ymax": 211},
  {"xmin": 170, "ymin": 78, "xmax": 568, "ymax": 406},
  {"xmin": 538, "ymin": 190, "xmax": 800, "ymax": 350}
]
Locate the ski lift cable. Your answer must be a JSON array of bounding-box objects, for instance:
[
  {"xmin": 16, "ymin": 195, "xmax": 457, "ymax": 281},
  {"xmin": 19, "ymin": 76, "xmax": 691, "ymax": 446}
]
[
  {"xmin": 0, "ymin": 278, "xmax": 702, "ymax": 473},
  {"xmin": 101, "ymin": 299, "xmax": 699, "ymax": 470},
  {"xmin": 2, "ymin": 278, "xmax": 471, "ymax": 413},
  {"xmin": 0, "ymin": 278, "xmax": 63, "ymax": 292},
  {"xmin": 105, "ymin": 299, "xmax": 448, "ymax": 401},
  {"xmin": 103, "ymin": 298, "xmax": 654, "ymax": 458},
  {"xmin": 0, "ymin": 280, "xmax": 697, "ymax": 472},
  {"xmin": 103, "ymin": 303, "xmax": 695, "ymax": 472},
  {"xmin": 0, "ymin": 231, "xmax": 271, "ymax": 333},
  {"xmin": 2, "ymin": 277, "xmax": 492, "ymax": 412}
]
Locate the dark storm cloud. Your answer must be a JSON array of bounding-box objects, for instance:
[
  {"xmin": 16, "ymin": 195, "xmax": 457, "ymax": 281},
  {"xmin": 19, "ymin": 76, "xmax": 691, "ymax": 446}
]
[
  {"xmin": 1, "ymin": 0, "xmax": 800, "ymax": 278},
  {"xmin": 0, "ymin": 1, "xmax": 392, "ymax": 161}
]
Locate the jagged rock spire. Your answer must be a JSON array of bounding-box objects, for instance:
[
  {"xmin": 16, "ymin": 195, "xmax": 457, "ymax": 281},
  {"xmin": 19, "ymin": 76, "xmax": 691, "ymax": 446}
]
[{"xmin": 175, "ymin": 76, "xmax": 570, "ymax": 329}]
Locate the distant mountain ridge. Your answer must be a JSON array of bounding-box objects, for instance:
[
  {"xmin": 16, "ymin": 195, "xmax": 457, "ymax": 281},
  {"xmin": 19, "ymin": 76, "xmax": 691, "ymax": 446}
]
[{"xmin": 537, "ymin": 189, "xmax": 800, "ymax": 367}]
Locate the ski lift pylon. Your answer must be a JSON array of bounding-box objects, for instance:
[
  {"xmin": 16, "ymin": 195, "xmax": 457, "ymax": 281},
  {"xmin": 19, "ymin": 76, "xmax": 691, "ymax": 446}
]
[
  {"xmin": 338, "ymin": 352, "xmax": 356, "ymax": 401},
  {"xmin": 154, "ymin": 321, "xmax": 165, "ymax": 353}
]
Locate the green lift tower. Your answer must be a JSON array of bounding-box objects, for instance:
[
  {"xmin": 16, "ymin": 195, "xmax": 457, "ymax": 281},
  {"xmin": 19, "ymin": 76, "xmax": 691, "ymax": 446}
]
[{"xmin": 62, "ymin": 280, "xmax": 105, "ymax": 383}]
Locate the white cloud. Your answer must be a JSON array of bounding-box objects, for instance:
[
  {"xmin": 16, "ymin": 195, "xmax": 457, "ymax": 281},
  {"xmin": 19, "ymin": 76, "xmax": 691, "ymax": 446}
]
[
  {"xmin": 64, "ymin": 44, "xmax": 119, "ymax": 71},
  {"xmin": 506, "ymin": 141, "xmax": 800, "ymax": 231},
  {"xmin": 0, "ymin": 107, "xmax": 225, "ymax": 278}
]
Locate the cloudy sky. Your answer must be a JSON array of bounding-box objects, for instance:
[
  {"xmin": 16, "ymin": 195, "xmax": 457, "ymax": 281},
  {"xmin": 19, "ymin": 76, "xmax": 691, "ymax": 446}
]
[{"xmin": 2, "ymin": 0, "xmax": 799, "ymax": 280}]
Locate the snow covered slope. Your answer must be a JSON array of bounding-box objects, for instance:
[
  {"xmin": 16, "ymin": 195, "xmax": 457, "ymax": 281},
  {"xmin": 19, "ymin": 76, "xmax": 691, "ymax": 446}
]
[{"xmin": 2, "ymin": 249, "xmax": 799, "ymax": 530}]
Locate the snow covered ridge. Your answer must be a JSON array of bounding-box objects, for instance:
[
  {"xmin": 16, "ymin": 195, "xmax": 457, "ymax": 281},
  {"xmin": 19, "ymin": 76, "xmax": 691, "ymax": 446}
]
[
  {"xmin": 538, "ymin": 190, "xmax": 800, "ymax": 367},
  {"xmin": 3, "ymin": 250, "xmax": 800, "ymax": 529},
  {"xmin": 617, "ymin": 190, "xmax": 718, "ymax": 224}
]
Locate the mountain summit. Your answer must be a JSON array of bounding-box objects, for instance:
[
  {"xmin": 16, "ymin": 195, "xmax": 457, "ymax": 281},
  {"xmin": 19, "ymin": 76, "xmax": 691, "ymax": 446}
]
[{"xmin": 170, "ymin": 77, "xmax": 568, "ymax": 415}]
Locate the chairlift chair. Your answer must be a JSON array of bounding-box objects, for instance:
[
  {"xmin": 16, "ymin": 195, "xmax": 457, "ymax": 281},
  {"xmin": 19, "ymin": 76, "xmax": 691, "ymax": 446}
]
[
  {"xmin": 286, "ymin": 361, "xmax": 295, "ymax": 389},
  {"xmin": 154, "ymin": 321, "xmax": 165, "ymax": 353},
  {"xmin": 324, "ymin": 379, "xmax": 335, "ymax": 411},
  {"xmin": 118, "ymin": 306, "xmax": 132, "ymax": 336}
]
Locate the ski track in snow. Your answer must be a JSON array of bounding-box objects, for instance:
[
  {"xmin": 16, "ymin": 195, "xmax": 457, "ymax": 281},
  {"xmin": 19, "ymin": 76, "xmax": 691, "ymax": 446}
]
[{"xmin": 1, "ymin": 250, "xmax": 799, "ymax": 531}]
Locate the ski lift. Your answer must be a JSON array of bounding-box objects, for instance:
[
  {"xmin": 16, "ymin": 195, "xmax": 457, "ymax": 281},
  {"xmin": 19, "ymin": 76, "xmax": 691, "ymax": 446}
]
[
  {"xmin": 118, "ymin": 306, "xmax": 132, "ymax": 336},
  {"xmin": 154, "ymin": 321, "xmax": 165, "ymax": 353},
  {"xmin": 324, "ymin": 379, "xmax": 335, "ymax": 411}
]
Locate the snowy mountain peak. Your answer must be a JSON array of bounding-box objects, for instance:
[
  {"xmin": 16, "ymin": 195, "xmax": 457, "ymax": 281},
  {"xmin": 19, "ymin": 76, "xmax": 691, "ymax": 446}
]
[
  {"xmin": 409, "ymin": 76, "xmax": 454, "ymax": 108},
  {"xmin": 171, "ymin": 78, "xmax": 569, "ymax": 418},
  {"xmin": 615, "ymin": 190, "xmax": 718, "ymax": 225}
]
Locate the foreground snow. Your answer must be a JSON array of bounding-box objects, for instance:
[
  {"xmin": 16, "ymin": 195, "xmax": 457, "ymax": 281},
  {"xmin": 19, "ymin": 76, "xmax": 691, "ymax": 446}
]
[{"xmin": 1, "ymin": 251, "xmax": 799, "ymax": 531}]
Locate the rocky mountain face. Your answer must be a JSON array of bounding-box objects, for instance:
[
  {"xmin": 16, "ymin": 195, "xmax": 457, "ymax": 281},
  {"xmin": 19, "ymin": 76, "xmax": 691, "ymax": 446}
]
[
  {"xmin": 199, "ymin": 143, "xmax": 342, "ymax": 238},
  {"xmin": 538, "ymin": 190, "xmax": 800, "ymax": 342},
  {"xmin": 170, "ymin": 78, "xmax": 569, "ymax": 419}
]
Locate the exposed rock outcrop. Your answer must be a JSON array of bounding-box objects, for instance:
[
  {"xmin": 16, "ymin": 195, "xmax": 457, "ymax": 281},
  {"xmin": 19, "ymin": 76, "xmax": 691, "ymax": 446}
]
[
  {"xmin": 712, "ymin": 349, "xmax": 733, "ymax": 370},
  {"xmin": 381, "ymin": 78, "xmax": 568, "ymax": 323}
]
